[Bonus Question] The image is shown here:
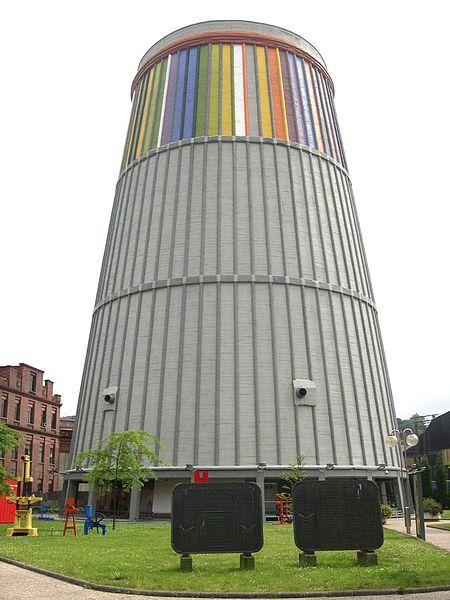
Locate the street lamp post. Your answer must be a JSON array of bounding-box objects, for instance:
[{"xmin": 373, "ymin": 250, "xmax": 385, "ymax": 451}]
[{"xmin": 385, "ymin": 428, "xmax": 419, "ymax": 534}]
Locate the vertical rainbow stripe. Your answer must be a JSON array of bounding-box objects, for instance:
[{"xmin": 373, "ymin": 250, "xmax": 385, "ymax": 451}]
[
  {"xmin": 233, "ymin": 44, "xmax": 246, "ymax": 136},
  {"xmin": 208, "ymin": 45, "xmax": 220, "ymax": 136},
  {"xmin": 122, "ymin": 43, "xmax": 347, "ymax": 170}
]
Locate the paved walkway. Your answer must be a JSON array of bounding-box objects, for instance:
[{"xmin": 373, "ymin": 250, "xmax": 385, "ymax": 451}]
[
  {"xmin": 384, "ymin": 518, "xmax": 450, "ymax": 551},
  {"xmin": 0, "ymin": 562, "xmax": 448, "ymax": 600}
]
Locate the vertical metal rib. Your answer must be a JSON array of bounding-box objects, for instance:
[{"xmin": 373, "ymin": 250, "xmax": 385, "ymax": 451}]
[
  {"xmin": 89, "ymin": 299, "xmax": 117, "ymax": 449},
  {"xmin": 128, "ymin": 158, "xmax": 152, "ymax": 287},
  {"xmin": 68, "ymin": 310, "xmax": 98, "ymax": 464},
  {"xmin": 357, "ymin": 301, "xmax": 389, "ymax": 464},
  {"xmin": 231, "ymin": 141, "xmax": 238, "ymax": 464},
  {"xmin": 110, "ymin": 295, "xmax": 131, "ymax": 435},
  {"xmin": 96, "ymin": 178, "xmax": 125, "ymax": 304},
  {"xmin": 259, "ymin": 143, "xmax": 281, "ymax": 463},
  {"xmin": 339, "ymin": 294, "xmax": 367, "ymax": 464},
  {"xmin": 110, "ymin": 168, "xmax": 139, "ymax": 296},
  {"xmin": 118, "ymin": 163, "xmax": 142, "ymax": 292},
  {"xmin": 100, "ymin": 173, "xmax": 129, "ymax": 300},
  {"xmin": 246, "ymin": 141, "xmax": 260, "ymax": 463},
  {"xmin": 349, "ymin": 297, "xmax": 379, "ymax": 464},
  {"xmin": 273, "ymin": 145, "xmax": 300, "ymax": 458}
]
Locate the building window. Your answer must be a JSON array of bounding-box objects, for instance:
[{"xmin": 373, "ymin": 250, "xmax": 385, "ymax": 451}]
[
  {"xmin": 29, "ymin": 372, "xmax": 37, "ymax": 393},
  {"xmin": 40, "ymin": 406, "xmax": 47, "ymax": 428},
  {"xmin": 38, "ymin": 444, "xmax": 44, "ymax": 464},
  {"xmin": 0, "ymin": 449, "xmax": 4, "ymax": 463},
  {"xmin": 49, "ymin": 445, "xmax": 55, "ymax": 465},
  {"xmin": 25, "ymin": 439, "xmax": 33, "ymax": 460},
  {"xmin": 27, "ymin": 403, "xmax": 35, "ymax": 426},
  {"xmin": 14, "ymin": 399, "xmax": 21, "ymax": 422},
  {"xmin": 0, "ymin": 393, "xmax": 7, "ymax": 419},
  {"xmin": 48, "ymin": 479, "xmax": 54, "ymax": 492},
  {"xmin": 11, "ymin": 446, "xmax": 18, "ymax": 461},
  {"xmin": 51, "ymin": 410, "xmax": 57, "ymax": 430}
]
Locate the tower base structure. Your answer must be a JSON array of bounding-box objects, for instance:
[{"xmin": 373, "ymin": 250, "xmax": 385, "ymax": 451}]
[{"xmin": 64, "ymin": 464, "xmax": 404, "ymax": 520}]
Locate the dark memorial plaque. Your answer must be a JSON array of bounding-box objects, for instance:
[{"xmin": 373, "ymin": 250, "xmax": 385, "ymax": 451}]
[
  {"xmin": 171, "ymin": 482, "xmax": 263, "ymax": 555},
  {"xmin": 293, "ymin": 480, "xmax": 383, "ymax": 553}
]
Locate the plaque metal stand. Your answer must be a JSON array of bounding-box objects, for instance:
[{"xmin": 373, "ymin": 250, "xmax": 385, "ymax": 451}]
[
  {"xmin": 180, "ymin": 553, "xmax": 193, "ymax": 572},
  {"xmin": 299, "ymin": 551, "xmax": 317, "ymax": 567},
  {"xmin": 240, "ymin": 552, "xmax": 255, "ymax": 570},
  {"xmin": 357, "ymin": 550, "xmax": 378, "ymax": 566}
]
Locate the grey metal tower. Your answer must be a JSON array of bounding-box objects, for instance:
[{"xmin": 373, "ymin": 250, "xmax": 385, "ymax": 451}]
[{"xmin": 68, "ymin": 21, "xmax": 400, "ymax": 516}]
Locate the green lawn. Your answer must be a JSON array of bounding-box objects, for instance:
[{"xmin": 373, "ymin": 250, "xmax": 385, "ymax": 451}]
[
  {"xmin": 0, "ymin": 521, "xmax": 449, "ymax": 593},
  {"xmin": 442, "ymin": 509, "xmax": 450, "ymax": 520},
  {"xmin": 428, "ymin": 522, "xmax": 450, "ymax": 531}
]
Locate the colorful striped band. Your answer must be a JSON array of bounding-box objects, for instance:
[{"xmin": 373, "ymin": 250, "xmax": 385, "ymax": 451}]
[{"xmin": 122, "ymin": 42, "xmax": 346, "ymax": 171}]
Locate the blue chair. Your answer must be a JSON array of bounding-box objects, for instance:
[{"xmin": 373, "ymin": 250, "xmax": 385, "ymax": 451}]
[
  {"xmin": 37, "ymin": 503, "xmax": 54, "ymax": 521},
  {"xmin": 84, "ymin": 504, "xmax": 107, "ymax": 535}
]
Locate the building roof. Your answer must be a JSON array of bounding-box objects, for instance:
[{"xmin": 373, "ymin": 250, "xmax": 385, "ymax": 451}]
[{"xmin": 408, "ymin": 411, "xmax": 450, "ymax": 456}]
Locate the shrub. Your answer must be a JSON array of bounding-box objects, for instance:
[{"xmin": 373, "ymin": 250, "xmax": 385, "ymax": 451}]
[
  {"xmin": 380, "ymin": 504, "xmax": 393, "ymax": 519},
  {"xmin": 434, "ymin": 454, "xmax": 448, "ymax": 506},
  {"xmin": 423, "ymin": 497, "xmax": 442, "ymax": 516}
]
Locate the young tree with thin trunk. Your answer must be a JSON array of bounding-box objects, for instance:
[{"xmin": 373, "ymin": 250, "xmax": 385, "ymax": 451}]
[{"xmin": 75, "ymin": 430, "xmax": 163, "ymax": 529}]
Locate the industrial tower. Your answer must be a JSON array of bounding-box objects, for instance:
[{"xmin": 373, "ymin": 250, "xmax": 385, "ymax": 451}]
[{"xmin": 68, "ymin": 21, "xmax": 401, "ymax": 516}]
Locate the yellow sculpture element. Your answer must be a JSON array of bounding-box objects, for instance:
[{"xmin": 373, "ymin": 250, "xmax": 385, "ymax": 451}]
[{"xmin": 6, "ymin": 453, "xmax": 42, "ymax": 537}]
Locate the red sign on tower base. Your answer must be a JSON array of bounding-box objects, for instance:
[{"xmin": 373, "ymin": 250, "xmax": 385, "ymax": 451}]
[{"xmin": 193, "ymin": 470, "xmax": 209, "ymax": 483}]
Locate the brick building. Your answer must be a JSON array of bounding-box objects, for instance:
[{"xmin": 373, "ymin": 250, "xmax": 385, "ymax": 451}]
[
  {"xmin": 0, "ymin": 363, "xmax": 61, "ymax": 493},
  {"xmin": 58, "ymin": 415, "xmax": 75, "ymax": 490}
]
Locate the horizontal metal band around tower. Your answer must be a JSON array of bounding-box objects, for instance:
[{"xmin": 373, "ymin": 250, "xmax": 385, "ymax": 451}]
[
  {"xmin": 121, "ymin": 136, "xmax": 350, "ymax": 181},
  {"xmin": 93, "ymin": 275, "xmax": 377, "ymax": 314}
]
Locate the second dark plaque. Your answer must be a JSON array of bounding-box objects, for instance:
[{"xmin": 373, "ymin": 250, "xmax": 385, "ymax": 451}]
[
  {"xmin": 292, "ymin": 480, "xmax": 383, "ymax": 552},
  {"xmin": 171, "ymin": 482, "xmax": 263, "ymax": 555}
]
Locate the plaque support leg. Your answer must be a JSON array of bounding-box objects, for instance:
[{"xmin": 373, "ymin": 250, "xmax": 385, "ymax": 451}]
[
  {"xmin": 299, "ymin": 551, "xmax": 317, "ymax": 567},
  {"xmin": 180, "ymin": 553, "xmax": 192, "ymax": 572},
  {"xmin": 240, "ymin": 552, "xmax": 255, "ymax": 570},
  {"xmin": 357, "ymin": 550, "xmax": 378, "ymax": 566}
]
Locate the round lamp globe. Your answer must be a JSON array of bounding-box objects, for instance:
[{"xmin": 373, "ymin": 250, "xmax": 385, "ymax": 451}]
[
  {"xmin": 406, "ymin": 433, "xmax": 419, "ymax": 447},
  {"xmin": 386, "ymin": 435, "xmax": 399, "ymax": 448}
]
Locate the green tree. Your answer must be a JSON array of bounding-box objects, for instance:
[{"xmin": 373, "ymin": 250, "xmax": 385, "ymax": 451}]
[
  {"xmin": 416, "ymin": 456, "xmax": 433, "ymax": 499},
  {"xmin": 75, "ymin": 430, "xmax": 163, "ymax": 529},
  {"xmin": 433, "ymin": 453, "xmax": 448, "ymax": 507},
  {"xmin": 409, "ymin": 414, "xmax": 427, "ymax": 436},
  {"xmin": 397, "ymin": 414, "xmax": 427, "ymax": 436},
  {"xmin": 282, "ymin": 454, "xmax": 307, "ymax": 492},
  {"xmin": 0, "ymin": 422, "xmax": 20, "ymax": 496},
  {"xmin": 279, "ymin": 455, "xmax": 307, "ymax": 518}
]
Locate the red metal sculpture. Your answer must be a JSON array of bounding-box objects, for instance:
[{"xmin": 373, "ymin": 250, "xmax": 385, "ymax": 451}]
[{"xmin": 63, "ymin": 497, "xmax": 78, "ymax": 537}]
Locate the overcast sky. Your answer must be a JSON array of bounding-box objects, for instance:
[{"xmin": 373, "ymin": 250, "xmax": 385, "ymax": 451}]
[{"xmin": 1, "ymin": 1, "xmax": 448, "ymax": 421}]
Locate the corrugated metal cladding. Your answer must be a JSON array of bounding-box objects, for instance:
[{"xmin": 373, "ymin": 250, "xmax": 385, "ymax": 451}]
[
  {"xmin": 121, "ymin": 43, "xmax": 346, "ymax": 171},
  {"xmin": 71, "ymin": 22, "xmax": 398, "ymax": 471}
]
